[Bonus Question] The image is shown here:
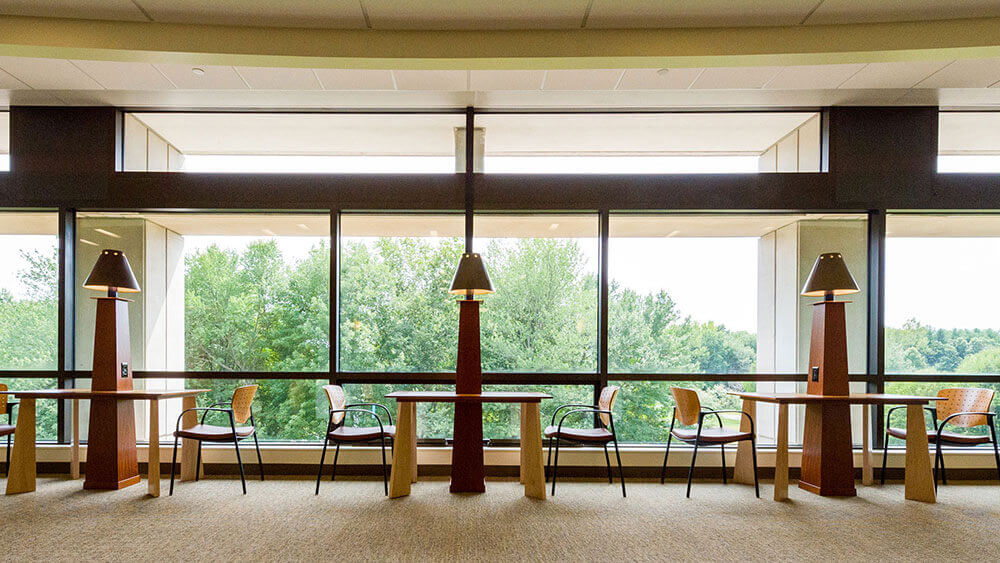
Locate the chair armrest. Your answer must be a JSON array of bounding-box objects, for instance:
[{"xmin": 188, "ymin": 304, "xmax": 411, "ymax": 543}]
[
  {"xmin": 201, "ymin": 402, "xmax": 233, "ymax": 424},
  {"xmin": 328, "ymin": 408, "xmax": 387, "ymax": 434},
  {"xmin": 550, "ymin": 403, "xmax": 598, "ymax": 426},
  {"xmin": 175, "ymin": 407, "xmax": 235, "ymax": 433},
  {"xmin": 556, "ymin": 408, "xmax": 615, "ymax": 433},
  {"xmin": 700, "ymin": 409, "xmax": 755, "ymax": 436},
  {"xmin": 345, "ymin": 403, "xmax": 394, "ymax": 425},
  {"xmin": 938, "ymin": 411, "xmax": 996, "ymax": 430}
]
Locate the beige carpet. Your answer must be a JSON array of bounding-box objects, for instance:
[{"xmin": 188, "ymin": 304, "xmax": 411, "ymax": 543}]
[{"xmin": 2, "ymin": 476, "xmax": 999, "ymax": 562}]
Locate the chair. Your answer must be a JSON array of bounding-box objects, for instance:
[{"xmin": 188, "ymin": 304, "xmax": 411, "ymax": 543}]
[
  {"xmin": 169, "ymin": 384, "xmax": 264, "ymax": 495},
  {"xmin": 544, "ymin": 385, "xmax": 626, "ymax": 497},
  {"xmin": 881, "ymin": 387, "xmax": 999, "ymax": 488},
  {"xmin": 0, "ymin": 384, "xmax": 16, "ymax": 477},
  {"xmin": 315, "ymin": 384, "xmax": 395, "ymax": 496},
  {"xmin": 661, "ymin": 387, "xmax": 759, "ymax": 498}
]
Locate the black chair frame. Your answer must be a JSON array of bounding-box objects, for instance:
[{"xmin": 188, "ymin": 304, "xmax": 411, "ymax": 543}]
[
  {"xmin": 546, "ymin": 405, "xmax": 626, "ymax": 498},
  {"xmin": 315, "ymin": 403, "xmax": 394, "ymax": 496},
  {"xmin": 661, "ymin": 407, "xmax": 759, "ymax": 498},
  {"xmin": 2, "ymin": 401, "xmax": 15, "ymax": 477},
  {"xmin": 169, "ymin": 404, "xmax": 264, "ymax": 496}
]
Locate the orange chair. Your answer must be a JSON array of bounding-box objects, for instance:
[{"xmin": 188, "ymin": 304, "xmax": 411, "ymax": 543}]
[
  {"xmin": 169, "ymin": 384, "xmax": 264, "ymax": 495},
  {"xmin": 662, "ymin": 387, "xmax": 759, "ymax": 498},
  {"xmin": 0, "ymin": 384, "xmax": 16, "ymax": 477},
  {"xmin": 315, "ymin": 384, "xmax": 395, "ymax": 496},
  {"xmin": 544, "ymin": 385, "xmax": 626, "ymax": 497},
  {"xmin": 882, "ymin": 387, "xmax": 999, "ymax": 488}
]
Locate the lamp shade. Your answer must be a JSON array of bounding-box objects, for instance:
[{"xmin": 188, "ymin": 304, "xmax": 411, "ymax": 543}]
[
  {"xmin": 801, "ymin": 252, "xmax": 859, "ymax": 297},
  {"xmin": 449, "ymin": 252, "xmax": 494, "ymax": 295},
  {"xmin": 83, "ymin": 249, "xmax": 141, "ymax": 293}
]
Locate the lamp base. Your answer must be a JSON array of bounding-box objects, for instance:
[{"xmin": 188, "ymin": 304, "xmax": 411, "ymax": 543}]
[{"xmin": 450, "ymin": 403, "xmax": 486, "ymax": 493}]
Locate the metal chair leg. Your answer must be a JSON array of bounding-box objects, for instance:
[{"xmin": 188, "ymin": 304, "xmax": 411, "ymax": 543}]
[
  {"xmin": 233, "ymin": 438, "xmax": 247, "ymax": 495},
  {"xmin": 686, "ymin": 441, "xmax": 699, "ymax": 498},
  {"xmin": 603, "ymin": 444, "xmax": 613, "ymax": 484},
  {"xmin": 169, "ymin": 434, "xmax": 179, "ymax": 496},
  {"xmin": 612, "ymin": 435, "xmax": 626, "ymax": 498},
  {"xmin": 551, "ymin": 436, "xmax": 561, "ymax": 496},
  {"xmin": 4, "ymin": 434, "xmax": 9, "ymax": 477},
  {"xmin": 990, "ymin": 423, "xmax": 1000, "ymax": 484},
  {"xmin": 330, "ymin": 443, "xmax": 340, "ymax": 481},
  {"xmin": 880, "ymin": 432, "xmax": 890, "ymax": 485},
  {"xmin": 380, "ymin": 435, "xmax": 389, "ymax": 496},
  {"xmin": 195, "ymin": 442, "xmax": 202, "ymax": 481},
  {"xmin": 546, "ymin": 437, "xmax": 553, "ymax": 482},
  {"xmin": 720, "ymin": 442, "xmax": 727, "ymax": 484},
  {"xmin": 315, "ymin": 436, "xmax": 329, "ymax": 495},
  {"xmin": 660, "ymin": 434, "xmax": 672, "ymax": 484},
  {"xmin": 750, "ymin": 437, "xmax": 760, "ymax": 498},
  {"xmin": 253, "ymin": 432, "xmax": 264, "ymax": 481},
  {"xmin": 934, "ymin": 440, "xmax": 943, "ymax": 491},
  {"xmin": 938, "ymin": 446, "xmax": 947, "ymax": 485}
]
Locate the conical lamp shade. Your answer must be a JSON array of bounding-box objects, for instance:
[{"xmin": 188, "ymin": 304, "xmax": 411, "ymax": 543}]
[
  {"xmin": 83, "ymin": 249, "xmax": 141, "ymax": 293},
  {"xmin": 449, "ymin": 253, "xmax": 494, "ymax": 295},
  {"xmin": 801, "ymin": 252, "xmax": 859, "ymax": 297}
]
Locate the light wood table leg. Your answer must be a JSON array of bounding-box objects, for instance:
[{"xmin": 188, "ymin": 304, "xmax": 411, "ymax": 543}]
[
  {"xmin": 774, "ymin": 403, "xmax": 789, "ymax": 501},
  {"xmin": 733, "ymin": 398, "xmax": 757, "ymax": 484},
  {"xmin": 6, "ymin": 398, "xmax": 36, "ymax": 494},
  {"xmin": 904, "ymin": 404, "xmax": 936, "ymax": 503},
  {"xmin": 389, "ymin": 401, "xmax": 415, "ymax": 498},
  {"xmin": 147, "ymin": 399, "xmax": 160, "ymax": 497},
  {"xmin": 70, "ymin": 398, "xmax": 80, "ymax": 480},
  {"xmin": 861, "ymin": 404, "xmax": 873, "ymax": 486},
  {"xmin": 179, "ymin": 396, "xmax": 202, "ymax": 481},
  {"xmin": 409, "ymin": 402, "xmax": 417, "ymax": 483},
  {"xmin": 520, "ymin": 403, "xmax": 545, "ymax": 500}
]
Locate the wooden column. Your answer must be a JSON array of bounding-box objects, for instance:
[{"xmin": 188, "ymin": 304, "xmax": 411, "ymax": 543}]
[
  {"xmin": 451, "ymin": 299, "xmax": 485, "ymax": 493},
  {"xmin": 147, "ymin": 399, "xmax": 160, "ymax": 497},
  {"xmin": 520, "ymin": 402, "xmax": 545, "ymax": 500},
  {"xmin": 70, "ymin": 398, "xmax": 80, "ymax": 479},
  {"xmin": 179, "ymin": 395, "xmax": 202, "ymax": 481},
  {"xmin": 389, "ymin": 401, "xmax": 415, "ymax": 498},
  {"xmin": 5, "ymin": 398, "xmax": 36, "ymax": 494},
  {"xmin": 774, "ymin": 403, "xmax": 790, "ymax": 501},
  {"xmin": 732, "ymin": 398, "xmax": 756, "ymax": 484},
  {"xmin": 903, "ymin": 404, "xmax": 936, "ymax": 502}
]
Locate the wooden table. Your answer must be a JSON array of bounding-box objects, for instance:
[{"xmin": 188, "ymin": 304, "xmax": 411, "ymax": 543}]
[
  {"xmin": 1, "ymin": 389, "xmax": 207, "ymax": 497},
  {"xmin": 729, "ymin": 392, "xmax": 943, "ymax": 503},
  {"xmin": 384, "ymin": 391, "xmax": 551, "ymax": 500}
]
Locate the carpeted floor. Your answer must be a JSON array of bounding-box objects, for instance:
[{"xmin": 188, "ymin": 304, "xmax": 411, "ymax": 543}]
[{"xmin": 2, "ymin": 476, "xmax": 999, "ymax": 561}]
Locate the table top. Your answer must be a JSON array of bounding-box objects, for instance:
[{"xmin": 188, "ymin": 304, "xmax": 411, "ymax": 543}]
[
  {"xmin": 385, "ymin": 391, "xmax": 552, "ymax": 403},
  {"xmin": 0, "ymin": 389, "xmax": 209, "ymax": 400},
  {"xmin": 729, "ymin": 392, "xmax": 943, "ymax": 405}
]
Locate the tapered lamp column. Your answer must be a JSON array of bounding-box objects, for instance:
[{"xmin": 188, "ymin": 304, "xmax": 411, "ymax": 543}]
[
  {"xmin": 448, "ymin": 252, "xmax": 494, "ymax": 493},
  {"xmin": 798, "ymin": 252, "xmax": 860, "ymax": 497},
  {"xmin": 82, "ymin": 249, "xmax": 142, "ymax": 490}
]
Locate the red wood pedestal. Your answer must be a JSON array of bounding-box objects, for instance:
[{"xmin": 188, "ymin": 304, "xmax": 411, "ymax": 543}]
[
  {"xmin": 84, "ymin": 296, "xmax": 140, "ymax": 491},
  {"xmin": 451, "ymin": 299, "xmax": 486, "ymax": 493},
  {"xmin": 799, "ymin": 300, "xmax": 856, "ymax": 497}
]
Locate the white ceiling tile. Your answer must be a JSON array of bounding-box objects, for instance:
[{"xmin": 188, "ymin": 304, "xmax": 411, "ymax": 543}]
[
  {"xmin": 763, "ymin": 64, "xmax": 866, "ymax": 90},
  {"xmin": 543, "ymin": 69, "xmax": 623, "ymax": 90},
  {"xmin": 71, "ymin": 59, "xmax": 175, "ymax": 90},
  {"xmin": 914, "ymin": 59, "xmax": 1000, "ymax": 88},
  {"xmin": 0, "ymin": 57, "xmax": 102, "ymax": 89},
  {"xmin": 690, "ymin": 67, "xmax": 782, "ymax": 90},
  {"xmin": 0, "ymin": 67, "xmax": 27, "ymax": 89},
  {"xmin": 618, "ymin": 68, "xmax": 704, "ymax": 90},
  {"xmin": 234, "ymin": 67, "xmax": 322, "ymax": 90},
  {"xmin": 587, "ymin": 0, "xmax": 817, "ymax": 28},
  {"xmin": 154, "ymin": 63, "xmax": 249, "ymax": 90},
  {"xmin": 364, "ymin": 0, "xmax": 587, "ymax": 29},
  {"xmin": 313, "ymin": 69, "xmax": 395, "ymax": 90},
  {"xmin": 837, "ymin": 60, "xmax": 952, "ymax": 89},
  {"xmin": 806, "ymin": 0, "xmax": 1000, "ymax": 25},
  {"xmin": 138, "ymin": 0, "xmax": 366, "ymax": 28},
  {"xmin": 393, "ymin": 70, "xmax": 468, "ymax": 91},
  {"xmin": 470, "ymin": 70, "xmax": 544, "ymax": 91},
  {"xmin": 0, "ymin": 0, "xmax": 148, "ymax": 21}
]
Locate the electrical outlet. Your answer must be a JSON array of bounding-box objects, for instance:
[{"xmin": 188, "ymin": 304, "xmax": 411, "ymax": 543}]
[
  {"xmin": 811, "ymin": 366, "xmax": 819, "ymax": 382},
  {"xmin": 121, "ymin": 363, "xmax": 129, "ymax": 378}
]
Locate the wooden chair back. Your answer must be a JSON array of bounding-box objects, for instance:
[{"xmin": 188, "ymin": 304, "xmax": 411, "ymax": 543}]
[
  {"xmin": 936, "ymin": 387, "xmax": 995, "ymax": 428},
  {"xmin": 0, "ymin": 383, "xmax": 7, "ymax": 415},
  {"xmin": 597, "ymin": 385, "xmax": 620, "ymax": 427},
  {"xmin": 322, "ymin": 384, "xmax": 347, "ymax": 425},
  {"xmin": 231, "ymin": 384, "xmax": 259, "ymax": 425},
  {"xmin": 670, "ymin": 387, "xmax": 701, "ymax": 426}
]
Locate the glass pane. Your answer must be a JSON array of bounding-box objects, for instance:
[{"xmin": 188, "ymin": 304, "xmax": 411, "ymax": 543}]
[
  {"xmin": 124, "ymin": 113, "xmax": 463, "ymax": 173},
  {"xmin": 884, "ymin": 381, "xmax": 1000, "ymax": 446},
  {"xmin": 343, "ymin": 383, "xmax": 455, "ymax": 440},
  {"xmin": 0, "ymin": 211, "xmax": 58, "ymax": 370},
  {"xmin": 478, "ymin": 112, "xmax": 820, "ymax": 174},
  {"xmin": 185, "ymin": 378, "xmax": 328, "ymax": 441},
  {"xmin": 473, "ymin": 215, "xmax": 598, "ymax": 373},
  {"xmin": 886, "ymin": 215, "xmax": 1000, "ymax": 375},
  {"xmin": 482, "ymin": 384, "xmax": 592, "ymax": 440},
  {"xmin": 1, "ymin": 111, "xmax": 8, "ymax": 171},
  {"xmin": 0, "ymin": 378, "xmax": 58, "ymax": 441},
  {"xmin": 339, "ymin": 214, "xmax": 464, "ymax": 372},
  {"xmin": 938, "ymin": 112, "xmax": 1000, "ymax": 172}
]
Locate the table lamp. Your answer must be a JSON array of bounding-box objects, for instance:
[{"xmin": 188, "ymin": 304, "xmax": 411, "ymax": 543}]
[
  {"xmin": 799, "ymin": 251, "xmax": 859, "ymax": 496},
  {"xmin": 82, "ymin": 249, "xmax": 141, "ymax": 490},
  {"xmin": 447, "ymin": 252, "xmax": 493, "ymax": 493}
]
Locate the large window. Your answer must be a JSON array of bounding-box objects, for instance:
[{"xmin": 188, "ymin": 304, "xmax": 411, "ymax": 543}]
[
  {"xmin": 124, "ymin": 113, "xmax": 465, "ymax": 173},
  {"xmin": 1, "ymin": 111, "xmax": 8, "ymax": 171},
  {"xmin": 477, "ymin": 112, "xmax": 820, "ymax": 174},
  {"xmin": 0, "ymin": 211, "xmax": 58, "ymax": 439},
  {"xmin": 938, "ymin": 112, "xmax": 1000, "ymax": 172}
]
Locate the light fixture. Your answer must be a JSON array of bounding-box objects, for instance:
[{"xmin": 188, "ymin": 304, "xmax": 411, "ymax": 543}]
[
  {"xmin": 79, "ymin": 238, "xmax": 99, "ymax": 247},
  {"xmin": 94, "ymin": 228, "xmax": 120, "ymax": 238},
  {"xmin": 429, "ymin": 230, "xmax": 438, "ymax": 237},
  {"xmin": 83, "ymin": 249, "xmax": 140, "ymax": 298},
  {"xmin": 262, "ymin": 228, "xmax": 276, "ymax": 236},
  {"xmin": 192, "ymin": 67, "xmax": 206, "ymax": 76},
  {"xmin": 548, "ymin": 223, "xmax": 559, "ymax": 231},
  {"xmin": 801, "ymin": 252, "xmax": 859, "ymax": 301},
  {"xmin": 297, "ymin": 223, "xmax": 309, "ymax": 230},
  {"xmin": 666, "ymin": 230, "xmax": 680, "ymax": 237},
  {"xmin": 656, "ymin": 68, "xmax": 670, "ymax": 76}
]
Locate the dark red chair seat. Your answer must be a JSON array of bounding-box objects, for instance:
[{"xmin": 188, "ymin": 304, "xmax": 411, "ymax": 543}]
[
  {"xmin": 886, "ymin": 427, "xmax": 991, "ymax": 445},
  {"xmin": 671, "ymin": 427, "xmax": 752, "ymax": 444},
  {"xmin": 543, "ymin": 425, "xmax": 613, "ymax": 442},
  {"xmin": 329, "ymin": 425, "xmax": 395, "ymax": 441},
  {"xmin": 0, "ymin": 424, "xmax": 14, "ymax": 437},
  {"xmin": 175, "ymin": 423, "xmax": 256, "ymax": 441}
]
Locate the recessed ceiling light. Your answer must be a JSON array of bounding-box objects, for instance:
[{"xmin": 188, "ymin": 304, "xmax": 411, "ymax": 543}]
[
  {"xmin": 94, "ymin": 228, "xmax": 120, "ymax": 238},
  {"xmin": 262, "ymin": 228, "xmax": 276, "ymax": 236},
  {"xmin": 429, "ymin": 230, "xmax": 439, "ymax": 237},
  {"xmin": 79, "ymin": 238, "xmax": 99, "ymax": 247},
  {"xmin": 297, "ymin": 223, "xmax": 309, "ymax": 230},
  {"xmin": 666, "ymin": 230, "xmax": 680, "ymax": 237},
  {"xmin": 192, "ymin": 67, "xmax": 206, "ymax": 76},
  {"xmin": 656, "ymin": 68, "xmax": 670, "ymax": 76},
  {"xmin": 548, "ymin": 223, "xmax": 559, "ymax": 231}
]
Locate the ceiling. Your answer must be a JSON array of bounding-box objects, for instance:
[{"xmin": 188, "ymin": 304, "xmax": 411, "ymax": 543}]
[{"xmin": 3, "ymin": 0, "xmax": 1000, "ymax": 30}]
